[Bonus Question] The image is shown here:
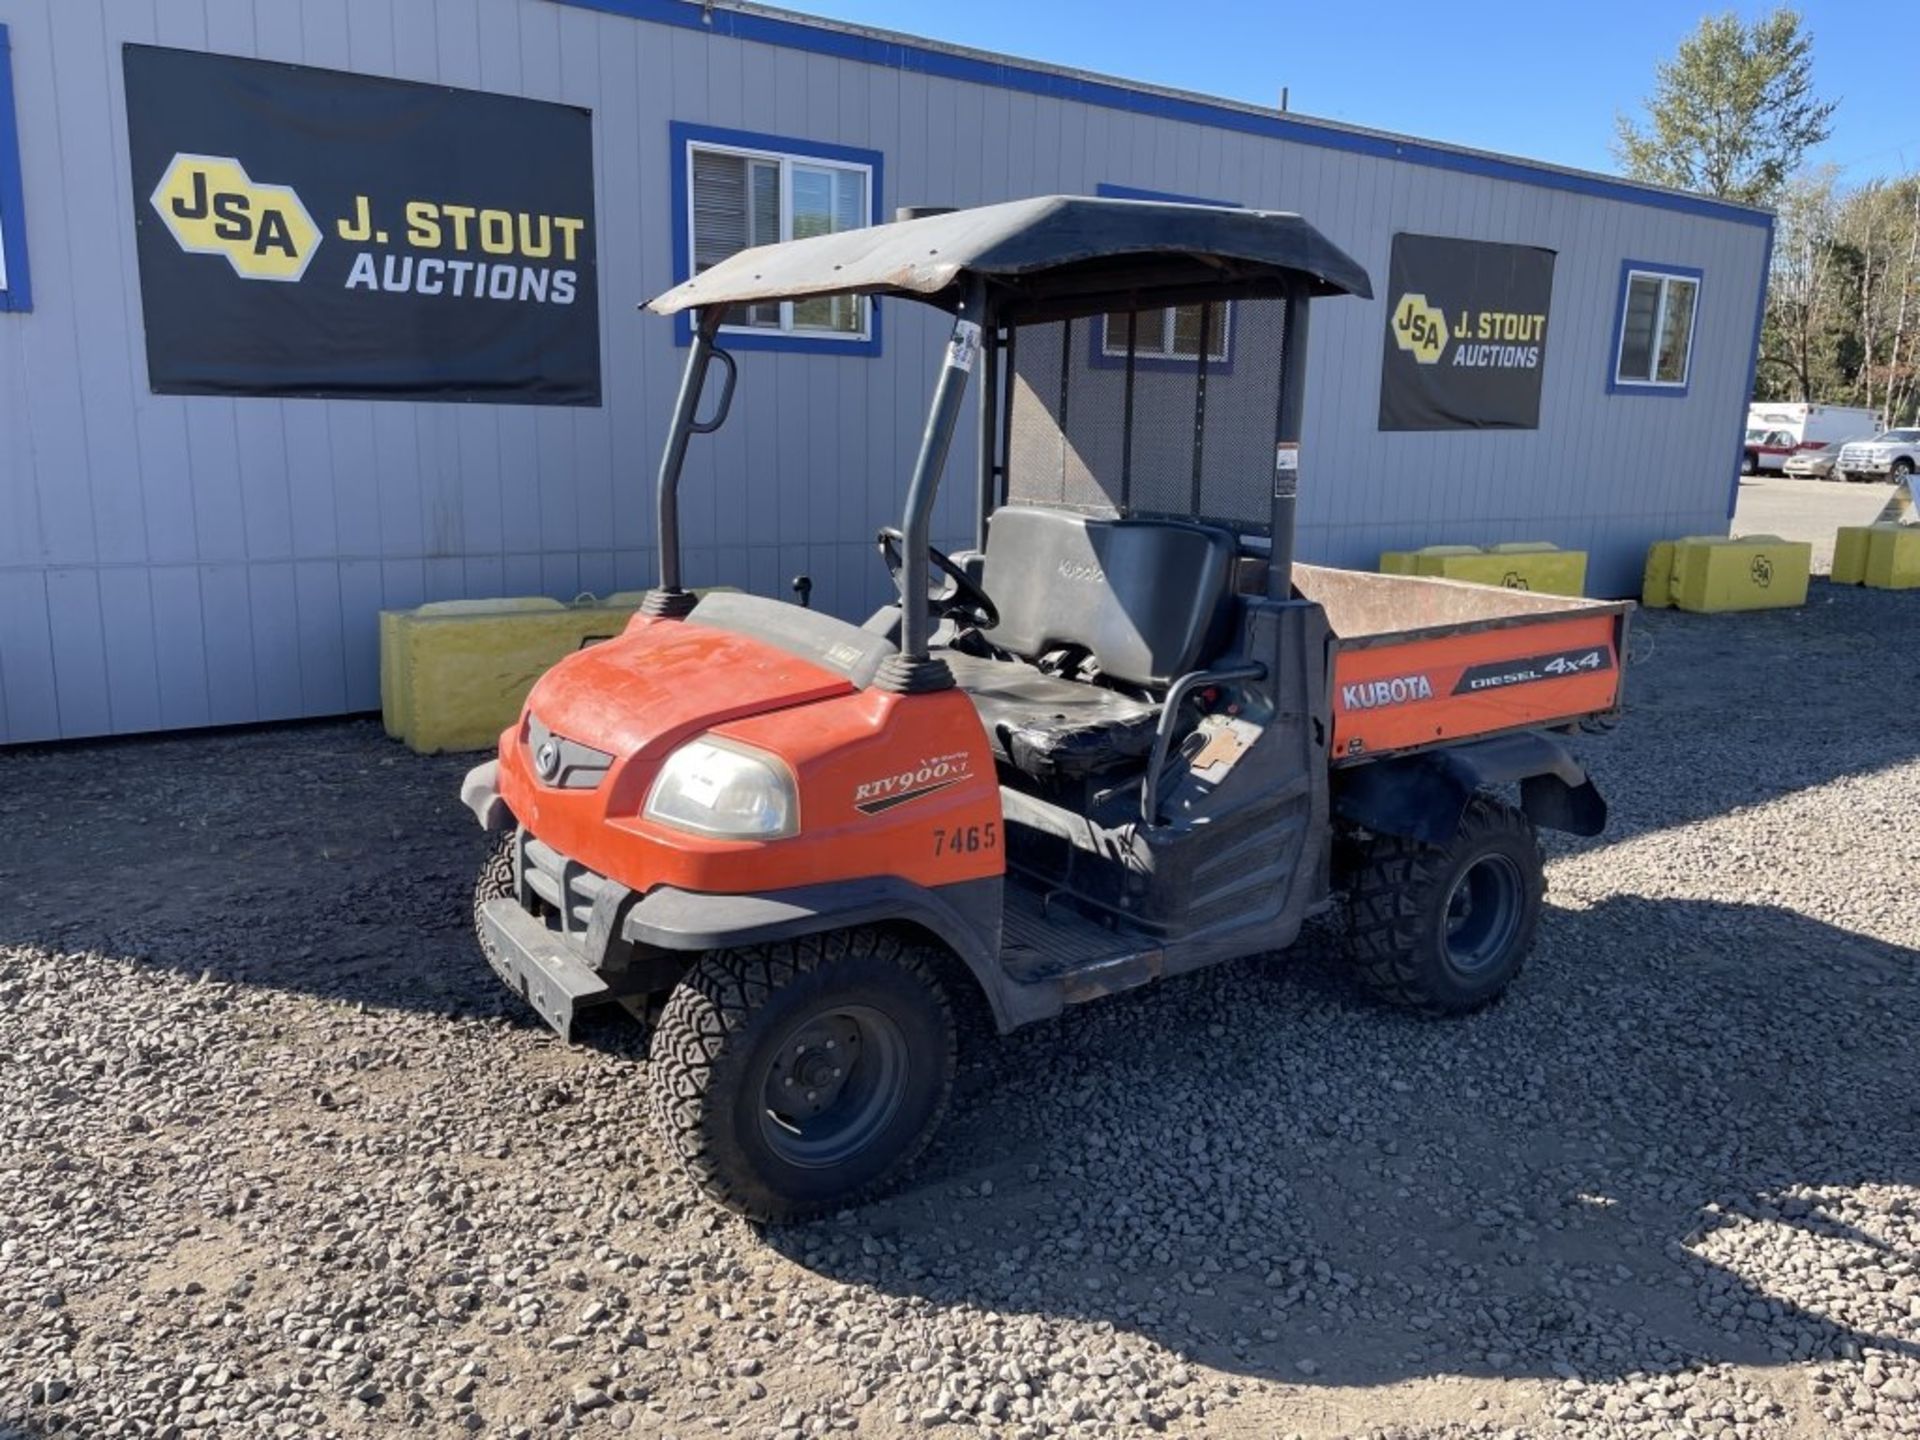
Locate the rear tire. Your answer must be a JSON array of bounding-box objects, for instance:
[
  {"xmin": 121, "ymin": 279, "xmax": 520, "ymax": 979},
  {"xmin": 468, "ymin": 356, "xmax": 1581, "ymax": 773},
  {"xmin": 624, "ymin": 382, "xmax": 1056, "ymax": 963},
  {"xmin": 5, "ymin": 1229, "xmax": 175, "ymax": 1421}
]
[
  {"xmin": 1345, "ymin": 795, "xmax": 1543, "ymax": 1016},
  {"xmin": 650, "ymin": 930, "xmax": 957, "ymax": 1223}
]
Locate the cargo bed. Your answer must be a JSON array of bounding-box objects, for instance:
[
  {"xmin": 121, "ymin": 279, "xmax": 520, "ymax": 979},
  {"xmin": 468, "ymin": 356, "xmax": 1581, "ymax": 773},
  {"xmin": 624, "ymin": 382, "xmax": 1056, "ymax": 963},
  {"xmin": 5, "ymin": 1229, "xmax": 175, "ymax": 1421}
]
[{"xmin": 1293, "ymin": 565, "xmax": 1632, "ymax": 764}]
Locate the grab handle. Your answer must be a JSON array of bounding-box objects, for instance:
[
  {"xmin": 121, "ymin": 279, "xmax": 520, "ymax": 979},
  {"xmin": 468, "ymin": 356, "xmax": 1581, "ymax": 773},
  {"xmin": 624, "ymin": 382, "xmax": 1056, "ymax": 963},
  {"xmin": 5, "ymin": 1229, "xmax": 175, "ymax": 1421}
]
[{"xmin": 689, "ymin": 346, "xmax": 737, "ymax": 435}]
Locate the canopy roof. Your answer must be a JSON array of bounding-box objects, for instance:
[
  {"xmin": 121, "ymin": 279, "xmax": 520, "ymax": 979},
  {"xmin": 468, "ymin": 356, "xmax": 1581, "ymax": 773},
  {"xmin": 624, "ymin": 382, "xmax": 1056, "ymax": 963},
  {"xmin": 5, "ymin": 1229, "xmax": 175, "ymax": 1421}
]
[{"xmin": 645, "ymin": 195, "xmax": 1372, "ymax": 323}]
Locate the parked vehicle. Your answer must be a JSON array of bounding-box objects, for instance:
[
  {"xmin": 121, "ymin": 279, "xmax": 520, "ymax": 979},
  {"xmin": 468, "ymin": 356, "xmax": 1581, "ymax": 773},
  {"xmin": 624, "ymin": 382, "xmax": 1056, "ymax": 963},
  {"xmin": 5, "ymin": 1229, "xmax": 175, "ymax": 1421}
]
[
  {"xmin": 1744, "ymin": 403, "xmax": 1883, "ymax": 475},
  {"xmin": 1781, "ymin": 438, "xmax": 1860, "ymax": 480},
  {"xmin": 1744, "ymin": 426, "xmax": 1794, "ymax": 475},
  {"xmin": 1837, "ymin": 428, "xmax": 1920, "ymax": 483},
  {"xmin": 459, "ymin": 196, "xmax": 1630, "ymax": 1221}
]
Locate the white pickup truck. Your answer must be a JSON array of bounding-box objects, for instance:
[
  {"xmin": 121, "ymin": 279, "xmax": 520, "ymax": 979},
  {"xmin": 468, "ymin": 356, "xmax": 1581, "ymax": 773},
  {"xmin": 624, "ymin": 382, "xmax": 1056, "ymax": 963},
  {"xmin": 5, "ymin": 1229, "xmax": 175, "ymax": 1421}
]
[{"xmin": 1836, "ymin": 428, "xmax": 1920, "ymax": 483}]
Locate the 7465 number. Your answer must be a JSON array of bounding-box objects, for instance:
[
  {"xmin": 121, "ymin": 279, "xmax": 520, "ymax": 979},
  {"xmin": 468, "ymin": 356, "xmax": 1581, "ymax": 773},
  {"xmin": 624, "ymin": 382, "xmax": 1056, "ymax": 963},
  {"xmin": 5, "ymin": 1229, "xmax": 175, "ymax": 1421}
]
[{"xmin": 933, "ymin": 822, "xmax": 997, "ymax": 857}]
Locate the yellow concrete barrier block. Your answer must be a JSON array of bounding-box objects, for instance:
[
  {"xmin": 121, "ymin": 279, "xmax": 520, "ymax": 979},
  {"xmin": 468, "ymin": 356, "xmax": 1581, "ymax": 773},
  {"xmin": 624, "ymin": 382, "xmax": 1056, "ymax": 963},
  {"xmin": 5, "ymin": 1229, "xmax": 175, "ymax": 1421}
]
[
  {"xmin": 1668, "ymin": 536, "xmax": 1812, "ymax": 613},
  {"xmin": 382, "ymin": 598, "xmax": 567, "ymax": 741},
  {"xmin": 1429, "ymin": 545, "xmax": 1587, "ymax": 596},
  {"xmin": 382, "ymin": 596, "xmax": 635, "ymax": 755},
  {"xmin": 1381, "ymin": 543, "xmax": 1586, "ymax": 594},
  {"xmin": 1642, "ymin": 541, "xmax": 1677, "ymax": 608},
  {"xmin": 1832, "ymin": 526, "xmax": 1877, "ymax": 585},
  {"xmin": 1864, "ymin": 525, "xmax": 1920, "ymax": 590},
  {"xmin": 1380, "ymin": 544, "xmax": 1483, "ymax": 576},
  {"xmin": 1643, "ymin": 536, "xmax": 1730, "ymax": 607}
]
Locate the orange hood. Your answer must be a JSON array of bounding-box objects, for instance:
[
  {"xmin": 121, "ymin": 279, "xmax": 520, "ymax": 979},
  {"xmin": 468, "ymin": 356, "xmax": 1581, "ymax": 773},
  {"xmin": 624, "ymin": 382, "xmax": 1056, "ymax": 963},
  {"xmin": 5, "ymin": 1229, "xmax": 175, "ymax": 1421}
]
[{"xmin": 519, "ymin": 615, "xmax": 852, "ymax": 762}]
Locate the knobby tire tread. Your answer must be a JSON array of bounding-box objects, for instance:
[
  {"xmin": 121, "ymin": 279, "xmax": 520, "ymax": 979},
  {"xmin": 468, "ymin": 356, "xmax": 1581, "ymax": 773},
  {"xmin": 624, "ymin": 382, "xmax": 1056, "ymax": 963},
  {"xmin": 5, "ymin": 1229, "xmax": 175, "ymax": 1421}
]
[
  {"xmin": 650, "ymin": 929, "xmax": 956, "ymax": 1223},
  {"xmin": 1345, "ymin": 795, "xmax": 1541, "ymax": 1016}
]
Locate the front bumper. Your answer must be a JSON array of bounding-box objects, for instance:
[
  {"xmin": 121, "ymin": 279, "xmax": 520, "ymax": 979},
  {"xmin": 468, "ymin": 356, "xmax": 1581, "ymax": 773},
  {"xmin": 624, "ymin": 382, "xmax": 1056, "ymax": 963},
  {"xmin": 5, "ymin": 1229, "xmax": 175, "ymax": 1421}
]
[{"xmin": 478, "ymin": 896, "xmax": 611, "ymax": 1043}]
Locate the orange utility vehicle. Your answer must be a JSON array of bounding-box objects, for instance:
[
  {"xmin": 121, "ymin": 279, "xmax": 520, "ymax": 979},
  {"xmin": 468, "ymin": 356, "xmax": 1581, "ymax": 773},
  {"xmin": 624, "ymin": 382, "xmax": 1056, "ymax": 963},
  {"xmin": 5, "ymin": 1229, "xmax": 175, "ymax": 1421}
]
[{"xmin": 461, "ymin": 197, "xmax": 1631, "ymax": 1221}]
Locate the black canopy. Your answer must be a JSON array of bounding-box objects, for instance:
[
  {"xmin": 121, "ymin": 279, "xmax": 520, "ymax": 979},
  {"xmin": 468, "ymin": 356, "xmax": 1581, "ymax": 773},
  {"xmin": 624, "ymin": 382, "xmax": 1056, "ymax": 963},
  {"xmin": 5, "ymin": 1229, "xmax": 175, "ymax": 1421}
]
[{"xmin": 645, "ymin": 194, "xmax": 1372, "ymax": 324}]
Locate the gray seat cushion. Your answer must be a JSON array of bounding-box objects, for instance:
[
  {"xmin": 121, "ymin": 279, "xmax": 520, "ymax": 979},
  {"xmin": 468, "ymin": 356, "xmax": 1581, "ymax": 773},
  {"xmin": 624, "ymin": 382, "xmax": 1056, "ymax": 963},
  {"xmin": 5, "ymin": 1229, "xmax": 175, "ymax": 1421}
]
[
  {"xmin": 978, "ymin": 506, "xmax": 1237, "ymax": 687},
  {"xmin": 944, "ymin": 652, "xmax": 1160, "ymax": 780}
]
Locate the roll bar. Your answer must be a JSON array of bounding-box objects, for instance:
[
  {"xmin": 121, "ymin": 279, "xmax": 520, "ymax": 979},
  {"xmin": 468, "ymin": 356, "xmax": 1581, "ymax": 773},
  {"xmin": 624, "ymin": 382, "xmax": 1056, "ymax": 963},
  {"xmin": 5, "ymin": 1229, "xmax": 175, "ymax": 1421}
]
[
  {"xmin": 642, "ymin": 305, "xmax": 730, "ymax": 619},
  {"xmin": 642, "ymin": 270, "xmax": 1319, "ymax": 670}
]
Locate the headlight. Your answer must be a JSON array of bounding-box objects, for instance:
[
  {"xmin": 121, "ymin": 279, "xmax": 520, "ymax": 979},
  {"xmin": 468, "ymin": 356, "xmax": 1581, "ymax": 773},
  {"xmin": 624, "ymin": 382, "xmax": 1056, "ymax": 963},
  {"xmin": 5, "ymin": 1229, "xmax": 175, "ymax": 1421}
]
[{"xmin": 644, "ymin": 738, "xmax": 798, "ymax": 839}]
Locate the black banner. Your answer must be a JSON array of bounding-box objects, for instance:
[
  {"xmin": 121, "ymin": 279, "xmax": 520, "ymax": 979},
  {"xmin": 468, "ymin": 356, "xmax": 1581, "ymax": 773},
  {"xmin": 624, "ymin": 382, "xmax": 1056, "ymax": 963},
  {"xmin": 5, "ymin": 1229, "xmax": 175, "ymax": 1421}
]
[
  {"xmin": 1379, "ymin": 234, "xmax": 1554, "ymax": 431},
  {"xmin": 124, "ymin": 45, "xmax": 599, "ymax": 405}
]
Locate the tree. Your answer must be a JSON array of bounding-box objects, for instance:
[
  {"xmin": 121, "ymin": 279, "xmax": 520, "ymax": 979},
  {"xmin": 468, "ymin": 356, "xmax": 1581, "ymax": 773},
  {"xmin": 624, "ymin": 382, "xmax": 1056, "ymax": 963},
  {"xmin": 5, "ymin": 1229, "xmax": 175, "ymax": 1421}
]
[
  {"xmin": 1758, "ymin": 171, "xmax": 1848, "ymax": 401},
  {"xmin": 1615, "ymin": 8, "xmax": 1835, "ymax": 207}
]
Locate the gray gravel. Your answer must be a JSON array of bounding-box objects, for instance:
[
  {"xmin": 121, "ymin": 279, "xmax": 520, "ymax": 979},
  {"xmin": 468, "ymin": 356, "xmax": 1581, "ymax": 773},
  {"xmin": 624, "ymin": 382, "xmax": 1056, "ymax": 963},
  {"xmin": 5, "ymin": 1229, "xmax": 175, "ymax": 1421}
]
[{"xmin": 2, "ymin": 579, "xmax": 1917, "ymax": 1440}]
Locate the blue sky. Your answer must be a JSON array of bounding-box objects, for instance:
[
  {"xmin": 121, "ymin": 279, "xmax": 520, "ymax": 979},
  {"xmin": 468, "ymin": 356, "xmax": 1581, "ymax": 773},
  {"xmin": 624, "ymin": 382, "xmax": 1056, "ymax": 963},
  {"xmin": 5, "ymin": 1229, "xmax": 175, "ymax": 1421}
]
[{"xmin": 779, "ymin": 0, "xmax": 1915, "ymax": 190}]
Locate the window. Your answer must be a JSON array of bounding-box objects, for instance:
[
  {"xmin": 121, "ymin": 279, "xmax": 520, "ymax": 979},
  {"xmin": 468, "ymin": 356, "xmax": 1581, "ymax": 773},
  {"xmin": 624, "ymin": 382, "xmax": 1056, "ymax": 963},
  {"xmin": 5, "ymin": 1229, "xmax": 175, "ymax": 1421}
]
[
  {"xmin": 1101, "ymin": 303, "xmax": 1230, "ymax": 363},
  {"xmin": 0, "ymin": 24, "xmax": 31, "ymax": 313},
  {"xmin": 670, "ymin": 122, "xmax": 882, "ymax": 354},
  {"xmin": 1091, "ymin": 183, "xmax": 1241, "ymax": 370},
  {"xmin": 1610, "ymin": 262, "xmax": 1701, "ymax": 394}
]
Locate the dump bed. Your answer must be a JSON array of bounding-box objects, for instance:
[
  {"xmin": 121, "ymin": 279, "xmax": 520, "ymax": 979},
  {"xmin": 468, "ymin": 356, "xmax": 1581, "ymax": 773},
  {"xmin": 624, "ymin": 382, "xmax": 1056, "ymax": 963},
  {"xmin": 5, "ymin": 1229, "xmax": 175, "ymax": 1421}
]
[{"xmin": 1293, "ymin": 565, "xmax": 1631, "ymax": 763}]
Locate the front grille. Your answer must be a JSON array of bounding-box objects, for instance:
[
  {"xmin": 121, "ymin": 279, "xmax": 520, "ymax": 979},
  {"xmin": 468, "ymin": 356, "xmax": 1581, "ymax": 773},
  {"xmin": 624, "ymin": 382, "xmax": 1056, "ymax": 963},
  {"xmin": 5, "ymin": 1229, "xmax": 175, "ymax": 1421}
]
[
  {"xmin": 520, "ymin": 832, "xmax": 614, "ymax": 940},
  {"xmin": 526, "ymin": 715, "xmax": 613, "ymax": 790}
]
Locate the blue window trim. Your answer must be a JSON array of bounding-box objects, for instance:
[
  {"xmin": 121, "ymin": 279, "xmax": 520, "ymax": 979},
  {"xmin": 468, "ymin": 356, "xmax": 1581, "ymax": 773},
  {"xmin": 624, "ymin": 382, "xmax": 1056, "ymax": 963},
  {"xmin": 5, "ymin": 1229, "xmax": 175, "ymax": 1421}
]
[
  {"xmin": 0, "ymin": 24, "xmax": 33, "ymax": 313},
  {"xmin": 1607, "ymin": 259, "xmax": 1703, "ymax": 399},
  {"xmin": 1088, "ymin": 182, "xmax": 1238, "ymax": 375},
  {"xmin": 564, "ymin": 0, "xmax": 1770, "ymax": 232},
  {"xmin": 667, "ymin": 120, "xmax": 883, "ymax": 356}
]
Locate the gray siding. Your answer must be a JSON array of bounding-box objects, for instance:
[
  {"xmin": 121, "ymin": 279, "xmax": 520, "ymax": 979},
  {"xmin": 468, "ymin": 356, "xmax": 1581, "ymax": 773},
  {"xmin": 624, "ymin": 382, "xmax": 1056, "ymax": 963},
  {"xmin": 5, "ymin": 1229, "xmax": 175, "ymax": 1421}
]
[{"xmin": 0, "ymin": 0, "xmax": 1770, "ymax": 743}]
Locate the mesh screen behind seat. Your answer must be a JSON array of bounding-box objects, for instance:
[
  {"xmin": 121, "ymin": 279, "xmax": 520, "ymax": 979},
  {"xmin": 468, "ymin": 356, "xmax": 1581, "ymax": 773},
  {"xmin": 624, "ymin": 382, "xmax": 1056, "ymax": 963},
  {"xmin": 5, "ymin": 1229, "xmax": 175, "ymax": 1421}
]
[{"xmin": 1005, "ymin": 297, "xmax": 1284, "ymax": 535}]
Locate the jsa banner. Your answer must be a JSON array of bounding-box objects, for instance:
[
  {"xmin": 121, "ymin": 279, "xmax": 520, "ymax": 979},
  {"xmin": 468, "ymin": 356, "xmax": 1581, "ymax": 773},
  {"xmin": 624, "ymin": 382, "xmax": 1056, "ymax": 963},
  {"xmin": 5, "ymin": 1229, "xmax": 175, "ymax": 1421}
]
[
  {"xmin": 1378, "ymin": 234, "xmax": 1555, "ymax": 432},
  {"xmin": 124, "ymin": 45, "xmax": 600, "ymax": 405}
]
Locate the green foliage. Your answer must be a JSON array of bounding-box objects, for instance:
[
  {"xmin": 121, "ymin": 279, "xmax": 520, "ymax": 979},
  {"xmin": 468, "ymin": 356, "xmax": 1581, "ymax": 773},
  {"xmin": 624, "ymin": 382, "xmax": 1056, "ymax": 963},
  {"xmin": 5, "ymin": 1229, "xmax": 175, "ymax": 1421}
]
[
  {"xmin": 1757, "ymin": 175, "xmax": 1920, "ymax": 421},
  {"xmin": 1614, "ymin": 8, "xmax": 1834, "ymax": 206}
]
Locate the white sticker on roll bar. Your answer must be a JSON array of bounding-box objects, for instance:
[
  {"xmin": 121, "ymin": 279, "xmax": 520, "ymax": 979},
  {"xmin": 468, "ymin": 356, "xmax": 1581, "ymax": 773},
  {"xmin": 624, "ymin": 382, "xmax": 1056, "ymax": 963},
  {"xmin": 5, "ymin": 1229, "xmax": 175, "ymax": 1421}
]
[{"xmin": 946, "ymin": 320, "xmax": 982, "ymax": 373}]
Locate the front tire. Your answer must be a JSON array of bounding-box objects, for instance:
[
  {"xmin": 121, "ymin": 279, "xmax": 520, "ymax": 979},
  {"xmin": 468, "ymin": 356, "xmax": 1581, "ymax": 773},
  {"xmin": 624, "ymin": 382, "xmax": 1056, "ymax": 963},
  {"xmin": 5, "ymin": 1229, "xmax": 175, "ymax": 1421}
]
[
  {"xmin": 1741, "ymin": 452, "xmax": 1757, "ymax": 476},
  {"xmin": 1344, "ymin": 796, "xmax": 1543, "ymax": 1015},
  {"xmin": 473, "ymin": 829, "xmax": 516, "ymax": 969},
  {"xmin": 1893, "ymin": 457, "xmax": 1915, "ymax": 481},
  {"xmin": 650, "ymin": 930, "xmax": 957, "ymax": 1222}
]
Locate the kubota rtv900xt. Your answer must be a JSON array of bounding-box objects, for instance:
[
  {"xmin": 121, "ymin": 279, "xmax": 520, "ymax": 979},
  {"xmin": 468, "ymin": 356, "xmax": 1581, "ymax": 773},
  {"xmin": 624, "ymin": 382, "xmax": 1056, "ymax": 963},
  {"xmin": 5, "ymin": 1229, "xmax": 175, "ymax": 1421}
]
[{"xmin": 461, "ymin": 197, "xmax": 1629, "ymax": 1221}]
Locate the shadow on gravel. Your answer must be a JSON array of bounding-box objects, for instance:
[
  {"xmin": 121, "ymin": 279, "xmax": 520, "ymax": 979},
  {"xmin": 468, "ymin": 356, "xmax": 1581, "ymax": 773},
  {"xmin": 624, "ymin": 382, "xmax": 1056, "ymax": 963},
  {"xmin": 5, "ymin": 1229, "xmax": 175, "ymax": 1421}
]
[
  {"xmin": 0, "ymin": 720, "xmax": 520, "ymax": 1021},
  {"xmin": 767, "ymin": 893, "xmax": 1919, "ymax": 1390}
]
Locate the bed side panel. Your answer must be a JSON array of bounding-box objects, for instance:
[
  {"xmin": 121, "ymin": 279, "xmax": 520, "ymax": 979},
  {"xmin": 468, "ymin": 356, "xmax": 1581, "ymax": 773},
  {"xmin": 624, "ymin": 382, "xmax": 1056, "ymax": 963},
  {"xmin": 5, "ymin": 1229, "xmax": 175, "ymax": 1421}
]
[{"xmin": 1330, "ymin": 612, "xmax": 1622, "ymax": 760}]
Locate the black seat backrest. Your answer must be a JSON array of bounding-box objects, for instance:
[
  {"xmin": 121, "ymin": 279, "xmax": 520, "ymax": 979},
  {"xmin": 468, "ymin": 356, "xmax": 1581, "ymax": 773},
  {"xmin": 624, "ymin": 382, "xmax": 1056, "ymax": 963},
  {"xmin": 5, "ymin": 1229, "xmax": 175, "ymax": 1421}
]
[{"xmin": 979, "ymin": 506, "xmax": 1237, "ymax": 688}]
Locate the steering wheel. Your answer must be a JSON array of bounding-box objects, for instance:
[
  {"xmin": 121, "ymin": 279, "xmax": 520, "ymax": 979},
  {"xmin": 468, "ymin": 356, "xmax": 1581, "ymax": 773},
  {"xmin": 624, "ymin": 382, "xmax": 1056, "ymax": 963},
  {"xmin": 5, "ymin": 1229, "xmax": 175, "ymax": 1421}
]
[{"xmin": 876, "ymin": 527, "xmax": 999, "ymax": 630}]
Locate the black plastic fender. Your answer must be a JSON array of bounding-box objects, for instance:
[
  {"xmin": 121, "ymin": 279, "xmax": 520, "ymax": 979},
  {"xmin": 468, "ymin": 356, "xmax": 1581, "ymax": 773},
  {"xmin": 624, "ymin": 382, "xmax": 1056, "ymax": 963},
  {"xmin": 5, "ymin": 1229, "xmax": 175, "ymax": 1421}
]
[
  {"xmin": 620, "ymin": 875, "xmax": 1017, "ymax": 1030},
  {"xmin": 1332, "ymin": 730, "xmax": 1607, "ymax": 846},
  {"xmin": 461, "ymin": 759, "xmax": 511, "ymax": 831}
]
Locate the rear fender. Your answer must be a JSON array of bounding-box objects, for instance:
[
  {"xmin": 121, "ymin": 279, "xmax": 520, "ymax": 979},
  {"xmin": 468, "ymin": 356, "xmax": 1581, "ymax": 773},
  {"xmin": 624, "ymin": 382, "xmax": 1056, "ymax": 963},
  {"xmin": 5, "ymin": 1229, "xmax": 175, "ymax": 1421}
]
[{"xmin": 1332, "ymin": 731, "xmax": 1606, "ymax": 846}]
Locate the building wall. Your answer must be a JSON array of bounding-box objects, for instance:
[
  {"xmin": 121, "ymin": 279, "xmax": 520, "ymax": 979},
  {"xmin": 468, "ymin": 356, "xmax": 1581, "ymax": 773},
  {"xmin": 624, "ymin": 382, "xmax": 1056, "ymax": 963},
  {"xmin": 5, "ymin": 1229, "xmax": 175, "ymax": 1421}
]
[{"xmin": 0, "ymin": 0, "xmax": 1771, "ymax": 743}]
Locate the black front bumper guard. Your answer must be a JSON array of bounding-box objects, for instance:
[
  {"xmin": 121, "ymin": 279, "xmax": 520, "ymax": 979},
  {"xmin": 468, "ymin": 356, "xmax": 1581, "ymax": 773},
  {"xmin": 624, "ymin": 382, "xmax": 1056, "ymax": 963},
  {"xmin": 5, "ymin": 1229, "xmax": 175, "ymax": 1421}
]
[{"xmin": 478, "ymin": 896, "xmax": 613, "ymax": 1044}]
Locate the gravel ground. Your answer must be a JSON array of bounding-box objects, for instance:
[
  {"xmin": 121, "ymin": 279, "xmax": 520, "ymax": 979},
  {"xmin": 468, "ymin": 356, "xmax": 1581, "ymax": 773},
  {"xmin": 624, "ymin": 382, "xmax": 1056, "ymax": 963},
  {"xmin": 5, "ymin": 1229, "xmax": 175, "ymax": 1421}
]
[{"xmin": 3, "ymin": 580, "xmax": 1917, "ymax": 1440}]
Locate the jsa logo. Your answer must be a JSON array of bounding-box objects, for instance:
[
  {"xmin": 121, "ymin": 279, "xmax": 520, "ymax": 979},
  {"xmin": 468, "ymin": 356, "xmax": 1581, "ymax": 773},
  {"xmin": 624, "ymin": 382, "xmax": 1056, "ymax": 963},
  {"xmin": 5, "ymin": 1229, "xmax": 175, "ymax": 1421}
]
[
  {"xmin": 1390, "ymin": 293, "xmax": 1449, "ymax": 365},
  {"xmin": 151, "ymin": 154, "xmax": 321, "ymax": 282}
]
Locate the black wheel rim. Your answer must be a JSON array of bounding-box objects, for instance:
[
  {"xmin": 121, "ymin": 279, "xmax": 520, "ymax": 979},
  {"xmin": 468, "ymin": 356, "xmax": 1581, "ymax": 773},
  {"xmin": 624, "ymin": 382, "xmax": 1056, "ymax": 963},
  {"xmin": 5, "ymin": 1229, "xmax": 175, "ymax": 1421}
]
[
  {"xmin": 758, "ymin": 1004, "xmax": 909, "ymax": 1168},
  {"xmin": 1442, "ymin": 854, "xmax": 1524, "ymax": 976}
]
